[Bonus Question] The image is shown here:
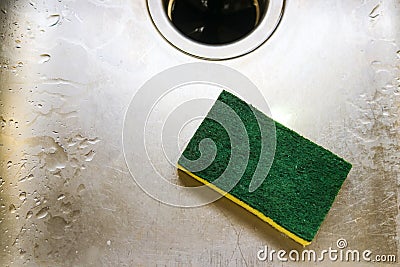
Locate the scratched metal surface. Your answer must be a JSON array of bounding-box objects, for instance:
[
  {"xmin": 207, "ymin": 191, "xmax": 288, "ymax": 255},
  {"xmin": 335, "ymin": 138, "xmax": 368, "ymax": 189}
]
[{"xmin": 0, "ymin": 0, "xmax": 399, "ymax": 266}]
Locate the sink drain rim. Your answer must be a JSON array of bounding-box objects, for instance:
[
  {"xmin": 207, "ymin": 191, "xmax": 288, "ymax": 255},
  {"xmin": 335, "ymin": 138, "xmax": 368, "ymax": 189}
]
[{"xmin": 147, "ymin": 0, "xmax": 285, "ymax": 60}]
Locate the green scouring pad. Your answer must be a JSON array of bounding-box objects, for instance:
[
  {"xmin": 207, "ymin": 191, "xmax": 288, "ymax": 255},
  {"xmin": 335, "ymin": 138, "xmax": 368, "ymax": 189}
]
[{"xmin": 177, "ymin": 90, "xmax": 352, "ymax": 246}]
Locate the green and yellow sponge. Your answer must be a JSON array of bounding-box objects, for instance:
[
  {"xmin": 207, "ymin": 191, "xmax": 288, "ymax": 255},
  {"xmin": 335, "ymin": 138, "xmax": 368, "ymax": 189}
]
[{"xmin": 178, "ymin": 90, "xmax": 352, "ymax": 246}]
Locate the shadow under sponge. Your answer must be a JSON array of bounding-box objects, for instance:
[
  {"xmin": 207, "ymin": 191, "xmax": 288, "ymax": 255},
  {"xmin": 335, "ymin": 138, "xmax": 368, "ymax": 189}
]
[{"xmin": 178, "ymin": 90, "xmax": 352, "ymax": 246}]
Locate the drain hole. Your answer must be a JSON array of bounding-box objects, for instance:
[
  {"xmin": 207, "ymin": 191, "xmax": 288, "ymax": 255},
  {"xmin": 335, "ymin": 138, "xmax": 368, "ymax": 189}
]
[{"xmin": 164, "ymin": 0, "xmax": 268, "ymax": 45}]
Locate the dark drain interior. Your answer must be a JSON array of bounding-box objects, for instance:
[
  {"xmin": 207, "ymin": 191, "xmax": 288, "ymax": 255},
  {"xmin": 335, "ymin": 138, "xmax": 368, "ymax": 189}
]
[{"xmin": 164, "ymin": 0, "xmax": 268, "ymax": 45}]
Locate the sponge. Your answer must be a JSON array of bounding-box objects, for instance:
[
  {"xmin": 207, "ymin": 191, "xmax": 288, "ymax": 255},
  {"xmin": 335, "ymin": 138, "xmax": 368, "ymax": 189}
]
[{"xmin": 178, "ymin": 90, "xmax": 352, "ymax": 246}]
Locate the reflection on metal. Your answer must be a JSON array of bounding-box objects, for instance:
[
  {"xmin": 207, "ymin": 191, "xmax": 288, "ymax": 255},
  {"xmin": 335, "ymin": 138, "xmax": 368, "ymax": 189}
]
[
  {"xmin": 167, "ymin": 0, "xmax": 174, "ymax": 20},
  {"xmin": 253, "ymin": 0, "xmax": 260, "ymax": 26},
  {"xmin": 0, "ymin": 0, "xmax": 399, "ymax": 266}
]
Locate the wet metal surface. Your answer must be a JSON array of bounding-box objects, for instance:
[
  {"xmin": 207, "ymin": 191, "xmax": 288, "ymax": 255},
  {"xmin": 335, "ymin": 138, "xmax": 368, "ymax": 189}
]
[{"xmin": 0, "ymin": 0, "xmax": 399, "ymax": 266}]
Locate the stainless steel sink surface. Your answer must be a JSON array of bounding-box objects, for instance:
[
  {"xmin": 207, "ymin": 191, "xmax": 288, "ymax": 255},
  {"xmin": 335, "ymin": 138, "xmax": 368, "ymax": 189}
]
[{"xmin": 0, "ymin": 0, "xmax": 399, "ymax": 266}]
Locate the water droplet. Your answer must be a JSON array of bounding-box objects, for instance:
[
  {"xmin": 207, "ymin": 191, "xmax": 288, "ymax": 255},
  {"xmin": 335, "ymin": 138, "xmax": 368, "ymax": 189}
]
[
  {"xmin": 371, "ymin": 60, "xmax": 381, "ymax": 66},
  {"xmin": 26, "ymin": 211, "xmax": 33, "ymax": 219},
  {"xmin": 9, "ymin": 204, "xmax": 16, "ymax": 213},
  {"xmin": 33, "ymin": 196, "xmax": 40, "ymax": 206},
  {"xmin": 88, "ymin": 137, "xmax": 100, "ymax": 144},
  {"xmin": 57, "ymin": 194, "xmax": 65, "ymax": 201},
  {"xmin": 79, "ymin": 143, "xmax": 88, "ymax": 149},
  {"xmin": 39, "ymin": 54, "xmax": 51, "ymax": 64},
  {"xmin": 369, "ymin": 4, "xmax": 380, "ymax": 19},
  {"xmin": 42, "ymin": 139, "xmax": 68, "ymax": 171},
  {"xmin": 47, "ymin": 14, "xmax": 61, "ymax": 27},
  {"xmin": 84, "ymin": 150, "xmax": 96, "ymax": 162},
  {"xmin": 35, "ymin": 207, "xmax": 48, "ymax": 219},
  {"xmin": 47, "ymin": 162, "xmax": 66, "ymax": 171},
  {"xmin": 7, "ymin": 161, "xmax": 12, "ymax": 169},
  {"xmin": 19, "ymin": 192, "xmax": 26, "ymax": 201},
  {"xmin": 48, "ymin": 146, "xmax": 57, "ymax": 154},
  {"xmin": 1, "ymin": 9, "xmax": 7, "ymax": 14},
  {"xmin": 67, "ymin": 138, "xmax": 77, "ymax": 147}
]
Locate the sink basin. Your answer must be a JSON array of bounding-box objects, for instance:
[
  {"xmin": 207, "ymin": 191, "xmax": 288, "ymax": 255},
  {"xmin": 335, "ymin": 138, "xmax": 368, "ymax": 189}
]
[{"xmin": 0, "ymin": 0, "xmax": 399, "ymax": 265}]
